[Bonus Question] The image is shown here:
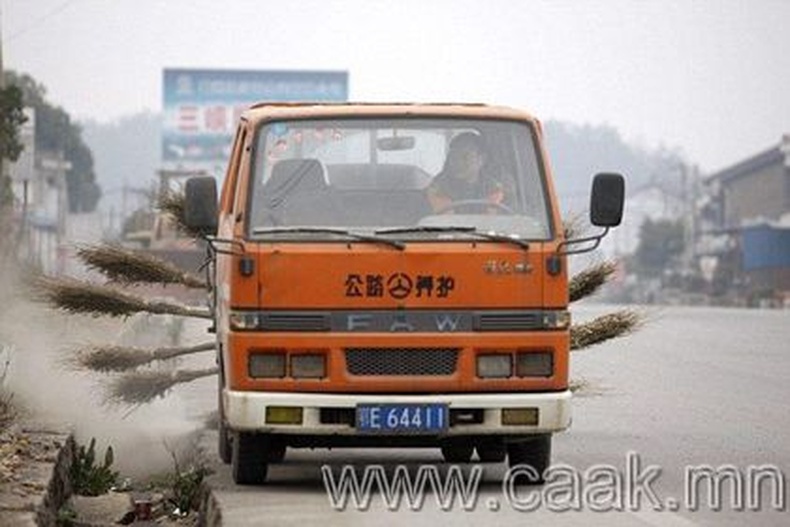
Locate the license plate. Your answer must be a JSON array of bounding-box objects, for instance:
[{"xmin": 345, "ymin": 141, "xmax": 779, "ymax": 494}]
[{"xmin": 357, "ymin": 404, "xmax": 449, "ymax": 434}]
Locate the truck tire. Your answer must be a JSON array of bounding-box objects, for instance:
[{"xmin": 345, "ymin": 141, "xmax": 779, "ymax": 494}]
[
  {"xmin": 476, "ymin": 442, "xmax": 507, "ymax": 463},
  {"xmin": 441, "ymin": 444, "xmax": 474, "ymax": 463},
  {"xmin": 231, "ymin": 432, "xmax": 269, "ymax": 485},
  {"xmin": 507, "ymin": 434, "xmax": 552, "ymax": 484},
  {"xmin": 218, "ymin": 384, "xmax": 231, "ymax": 464},
  {"xmin": 267, "ymin": 441, "xmax": 286, "ymax": 463},
  {"xmin": 218, "ymin": 419, "xmax": 232, "ymax": 465}
]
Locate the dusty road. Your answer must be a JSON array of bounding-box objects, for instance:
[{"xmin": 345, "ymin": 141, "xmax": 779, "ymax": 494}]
[{"xmin": 189, "ymin": 306, "xmax": 790, "ymax": 526}]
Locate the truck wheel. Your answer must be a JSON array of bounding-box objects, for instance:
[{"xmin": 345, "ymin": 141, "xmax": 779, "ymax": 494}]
[
  {"xmin": 441, "ymin": 444, "xmax": 474, "ymax": 463},
  {"xmin": 217, "ymin": 354, "xmax": 231, "ymax": 464},
  {"xmin": 267, "ymin": 441, "xmax": 287, "ymax": 463},
  {"xmin": 507, "ymin": 434, "xmax": 552, "ymax": 484},
  {"xmin": 218, "ymin": 419, "xmax": 232, "ymax": 465},
  {"xmin": 218, "ymin": 386, "xmax": 231, "ymax": 464},
  {"xmin": 476, "ymin": 442, "xmax": 507, "ymax": 463},
  {"xmin": 231, "ymin": 432, "xmax": 269, "ymax": 485}
]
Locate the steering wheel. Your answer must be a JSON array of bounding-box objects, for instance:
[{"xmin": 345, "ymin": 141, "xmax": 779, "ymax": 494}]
[{"xmin": 436, "ymin": 199, "xmax": 515, "ymax": 215}]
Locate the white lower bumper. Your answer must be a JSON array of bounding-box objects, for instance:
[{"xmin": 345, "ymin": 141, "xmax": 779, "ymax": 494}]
[{"xmin": 224, "ymin": 390, "xmax": 572, "ymax": 436}]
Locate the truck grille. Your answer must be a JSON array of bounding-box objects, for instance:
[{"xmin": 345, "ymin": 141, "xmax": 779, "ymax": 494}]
[
  {"xmin": 344, "ymin": 348, "xmax": 460, "ymax": 376},
  {"xmin": 259, "ymin": 312, "xmax": 330, "ymax": 332},
  {"xmin": 474, "ymin": 312, "xmax": 541, "ymax": 331}
]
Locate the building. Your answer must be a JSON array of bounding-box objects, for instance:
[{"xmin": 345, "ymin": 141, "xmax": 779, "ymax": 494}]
[{"xmin": 704, "ymin": 135, "xmax": 790, "ymax": 305}]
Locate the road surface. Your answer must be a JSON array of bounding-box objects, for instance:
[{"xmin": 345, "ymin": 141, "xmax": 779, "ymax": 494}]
[{"xmin": 188, "ymin": 305, "xmax": 790, "ymax": 526}]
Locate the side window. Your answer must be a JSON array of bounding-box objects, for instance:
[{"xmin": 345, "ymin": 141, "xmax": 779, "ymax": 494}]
[
  {"xmin": 231, "ymin": 129, "xmax": 251, "ymax": 216},
  {"xmin": 219, "ymin": 124, "xmax": 248, "ymax": 214}
]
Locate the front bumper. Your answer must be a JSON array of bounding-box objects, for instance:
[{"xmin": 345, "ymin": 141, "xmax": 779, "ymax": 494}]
[{"xmin": 223, "ymin": 389, "xmax": 571, "ymax": 437}]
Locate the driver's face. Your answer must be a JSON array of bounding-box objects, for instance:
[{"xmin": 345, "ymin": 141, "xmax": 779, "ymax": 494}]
[{"xmin": 459, "ymin": 148, "xmax": 484, "ymax": 175}]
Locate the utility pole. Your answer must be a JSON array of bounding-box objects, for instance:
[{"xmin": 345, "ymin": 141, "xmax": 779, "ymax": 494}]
[
  {"xmin": 0, "ymin": 4, "xmax": 5, "ymax": 89},
  {"xmin": 1, "ymin": 4, "xmax": 7, "ymax": 179},
  {"xmin": 680, "ymin": 163, "xmax": 699, "ymax": 279},
  {"xmin": 0, "ymin": 5, "xmax": 10, "ymax": 260}
]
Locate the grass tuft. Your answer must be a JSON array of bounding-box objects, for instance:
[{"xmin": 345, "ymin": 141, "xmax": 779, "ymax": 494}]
[
  {"xmin": 32, "ymin": 276, "xmax": 211, "ymax": 319},
  {"xmin": 76, "ymin": 244, "xmax": 206, "ymax": 289},
  {"xmin": 570, "ymin": 310, "xmax": 642, "ymax": 351},
  {"xmin": 105, "ymin": 367, "xmax": 218, "ymax": 405},
  {"xmin": 69, "ymin": 342, "xmax": 215, "ymax": 373},
  {"xmin": 569, "ymin": 261, "xmax": 617, "ymax": 303}
]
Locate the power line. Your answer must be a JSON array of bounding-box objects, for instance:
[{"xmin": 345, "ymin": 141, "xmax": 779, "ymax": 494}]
[{"xmin": 7, "ymin": 0, "xmax": 82, "ymax": 43}]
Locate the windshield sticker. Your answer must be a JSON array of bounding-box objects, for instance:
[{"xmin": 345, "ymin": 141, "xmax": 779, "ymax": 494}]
[
  {"xmin": 344, "ymin": 273, "xmax": 455, "ymax": 299},
  {"xmin": 270, "ymin": 123, "xmax": 288, "ymax": 136}
]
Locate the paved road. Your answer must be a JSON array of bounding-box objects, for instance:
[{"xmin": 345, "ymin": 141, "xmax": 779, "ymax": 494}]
[{"xmin": 192, "ymin": 305, "xmax": 790, "ymax": 526}]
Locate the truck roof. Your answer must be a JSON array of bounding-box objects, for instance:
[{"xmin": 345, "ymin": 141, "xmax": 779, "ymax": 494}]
[{"xmin": 241, "ymin": 102, "xmax": 539, "ymax": 125}]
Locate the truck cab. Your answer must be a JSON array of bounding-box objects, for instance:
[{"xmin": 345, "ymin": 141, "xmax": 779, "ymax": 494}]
[{"xmin": 184, "ymin": 103, "xmax": 624, "ymax": 485}]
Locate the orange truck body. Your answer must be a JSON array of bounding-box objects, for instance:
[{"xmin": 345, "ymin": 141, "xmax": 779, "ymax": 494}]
[{"xmin": 186, "ymin": 103, "xmax": 623, "ymax": 484}]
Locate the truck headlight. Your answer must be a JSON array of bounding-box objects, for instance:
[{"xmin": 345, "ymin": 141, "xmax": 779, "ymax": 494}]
[
  {"xmin": 230, "ymin": 311, "xmax": 261, "ymax": 331},
  {"xmin": 516, "ymin": 351, "xmax": 553, "ymax": 377},
  {"xmin": 542, "ymin": 310, "xmax": 571, "ymax": 329},
  {"xmin": 291, "ymin": 354, "xmax": 326, "ymax": 379},
  {"xmin": 477, "ymin": 354, "xmax": 512, "ymax": 378},
  {"xmin": 249, "ymin": 352, "xmax": 286, "ymax": 378}
]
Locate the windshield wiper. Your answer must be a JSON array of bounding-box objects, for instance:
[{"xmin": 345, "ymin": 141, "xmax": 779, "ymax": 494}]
[
  {"xmin": 470, "ymin": 231, "xmax": 530, "ymax": 249},
  {"xmin": 252, "ymin": 227, "xmax": 405, "ymax": 250},
  {"xmin": 376, "ymin": 226, "xmax": 530, "ymax": 250},
  {"xmin": 377, "ymin": 225, "xmax": 477, "ymax": 234}
]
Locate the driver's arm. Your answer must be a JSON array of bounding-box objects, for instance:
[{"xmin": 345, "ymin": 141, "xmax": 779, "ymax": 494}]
[
  {"xmin": 426, "ymin": 184, "xmax": 453, "ymax": 213},
  {"xmin": 486, "ymin": 180, "xmax": 505, "ymax": 205},
  {"xmin": 426, "ymin": 180, "xmax": 504, "ymax": 213}
]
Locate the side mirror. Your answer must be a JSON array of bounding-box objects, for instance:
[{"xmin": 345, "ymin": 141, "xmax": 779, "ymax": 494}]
[
  {"xmin": 590, "ymin": 173, "xmax": 625, "ymax": 227},
  {"xmin": 184, "ymin": 176, "xmax": 218, "ymax": 236},
  {"xmin": 558, "ymin": 172, "xmax": 625, "ymax": 256}
]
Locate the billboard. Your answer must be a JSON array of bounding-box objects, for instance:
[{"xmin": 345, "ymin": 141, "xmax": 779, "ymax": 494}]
[{"xmin": 162, "ymin": 68, "xmax": 348, "ymax": 165}]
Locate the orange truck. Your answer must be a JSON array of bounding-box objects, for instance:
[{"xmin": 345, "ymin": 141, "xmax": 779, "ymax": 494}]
[{"xmin": 183, "ymin": 103, "xmax": 624, "ymax": 485}]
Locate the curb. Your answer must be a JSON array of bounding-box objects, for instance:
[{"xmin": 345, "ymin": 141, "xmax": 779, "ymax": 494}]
[
  {"xmin": 196, "ymin": 430, "xmax": 223, "ymax": 527},
  {"xmin": 0, "ymin": 425, "xmax": 74, "ymax": 527},
  {"xmin": 198, "ymin": 479, "xmax": 223, "ymax": 527}
]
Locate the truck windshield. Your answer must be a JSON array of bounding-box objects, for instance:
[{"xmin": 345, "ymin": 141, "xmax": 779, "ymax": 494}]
[{"xmin": 248, "ymin": 118, "xmax": 552, "ymax": 241}]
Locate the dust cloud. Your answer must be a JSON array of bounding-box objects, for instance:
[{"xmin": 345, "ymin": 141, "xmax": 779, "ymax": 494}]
[{"xmin": 0, "ymin": 262, "xmax": 215, "ymax": 479}]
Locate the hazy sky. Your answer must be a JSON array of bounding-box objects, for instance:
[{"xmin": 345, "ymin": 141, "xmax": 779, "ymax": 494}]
[{"xmin": 3, "ymin": 0, "xmax": 789, "ymax": 173}]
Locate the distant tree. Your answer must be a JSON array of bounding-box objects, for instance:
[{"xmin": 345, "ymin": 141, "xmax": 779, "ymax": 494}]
[
  {"xmin": 0, "ymin": 84, "xmax": 27, "ymax": 162},
  {"xmin": 633, "ymin": 218, "xmax": 684, "ymax": 278},
  {"xmin": 6, "ymin": 71, "xmax": 101, "ymax": 213},
  {"xmin": 0, "ymin": 176, "xmax": 11, "ymax": 209},
  {"xmin": 543, "ymin": 121, "xmax": 685, "ymax": 213},
  {"xmin": 0, "ymin": 83, "xmax": 28, "ymax": 208},
  {"xmin": 81, "ymin": 111, "xmax": 162, "ymax": 215}
]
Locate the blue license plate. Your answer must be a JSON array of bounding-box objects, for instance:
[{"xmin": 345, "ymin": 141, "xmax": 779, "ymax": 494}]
[{"xmin": 357, "ymin": 404, "xmax": 449, "ymax": 434}]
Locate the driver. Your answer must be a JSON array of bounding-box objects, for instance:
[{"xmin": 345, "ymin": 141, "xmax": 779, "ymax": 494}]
[{"xmin": 426, "ymin": 132, "xmax": 505, "ymax": 213}]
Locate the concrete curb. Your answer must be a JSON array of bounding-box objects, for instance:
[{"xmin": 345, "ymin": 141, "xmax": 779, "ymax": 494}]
[
  {"xmin": 0, "ymin": 425, "xmax": 74, "ymax": 527},
  {"xmin": 198, "ymin": 479, "xmax": 223, "ymax": 527},
  {"xmin": 196, "ymin": 429, "xmax": 223, "ymax": 527}
]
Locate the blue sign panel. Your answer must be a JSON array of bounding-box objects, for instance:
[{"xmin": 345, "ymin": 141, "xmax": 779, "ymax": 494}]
[
  {"xmin": 742, "ymin": 224, "xmax": 790, "ymax": 270},
  {"xmin": 162, "ymin": 69, "xmax": 348, "ymax": 164}
]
